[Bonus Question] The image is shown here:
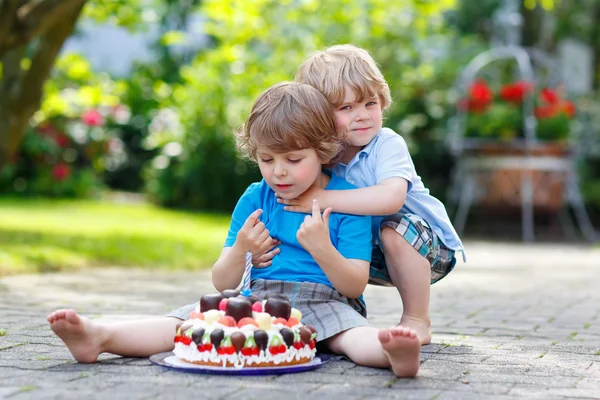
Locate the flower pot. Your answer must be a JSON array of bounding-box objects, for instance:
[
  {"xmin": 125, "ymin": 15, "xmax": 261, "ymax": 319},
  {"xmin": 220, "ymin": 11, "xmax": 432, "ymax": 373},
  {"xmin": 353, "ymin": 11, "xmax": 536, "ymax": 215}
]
[{"xmin": 466, "ymin": 142, "xmax": 569, "ymax": 211}]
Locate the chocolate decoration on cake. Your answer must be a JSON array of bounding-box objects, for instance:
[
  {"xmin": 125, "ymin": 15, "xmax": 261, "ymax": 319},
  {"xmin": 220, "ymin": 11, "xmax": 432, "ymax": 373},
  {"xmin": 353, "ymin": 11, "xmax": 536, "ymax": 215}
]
[
  {"xmin": 221, "ymin": 289, "xmax": 240, "ymax": 298},
  {"xmin": 245, "ymin": 294, "xmax": 260, "ymax": 303},
  {"xmin": 265, "ymin": 293, "xmax": 289, "ymax": 301},
  {"xmin": 225, "ymin": 297, "xmax": 253, "ymax": 322},
  {"xmin": 299, "ymin": 327, "xmax": 311, "ymax": 344},
  {"xmin": 305, "ymin": 324, "xmax": 317, "ymax": 334},
  {"xmin": 210, "ymin": 329, "xmax": 225, "ymax": 348},
  {"xmin": 231, "ymin": 332, "xmax": 246, "ymax": 352},
  {"xmin": 200, "ymin": 293, "xmax": 224, "ymax": 312},
  {"xmin": 280, "ymin": 328, "xmax": 294, "ymax": 347},
  {"xmin": 191, "ymin": 328, "xmax": 205, "ymax": 345},
  {"xmin": 233, "ymin": 295, "xmax": 253, "ymax": 305},
  {"xmin": 264, "ymin": 297, "xmax": 291, "ymax": 319},
  {"xmin": 254, "ymin": 330, "xmax": 268, "ymax": 350}
]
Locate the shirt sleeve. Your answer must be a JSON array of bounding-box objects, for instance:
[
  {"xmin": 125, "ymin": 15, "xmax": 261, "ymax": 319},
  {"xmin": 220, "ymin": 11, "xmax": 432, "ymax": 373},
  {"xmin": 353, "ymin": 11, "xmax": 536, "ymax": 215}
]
[
  {"xmin": 224, "ymin": 184, "xmax": 260, "ymax": 248},
  {"xmin": 374, "ymin": 131, "xmax": 415, "ymax": 190},
  {"xmin": 335, "ymin": 214, "xmax": 373, "ymax": 262}
]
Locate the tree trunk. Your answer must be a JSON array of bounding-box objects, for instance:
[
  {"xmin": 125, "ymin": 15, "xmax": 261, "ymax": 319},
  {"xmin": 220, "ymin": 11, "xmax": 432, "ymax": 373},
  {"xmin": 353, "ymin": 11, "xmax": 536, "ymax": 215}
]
[{"xmin": 0, "ymin": 0, "xmax": 86, "ymax": 169}]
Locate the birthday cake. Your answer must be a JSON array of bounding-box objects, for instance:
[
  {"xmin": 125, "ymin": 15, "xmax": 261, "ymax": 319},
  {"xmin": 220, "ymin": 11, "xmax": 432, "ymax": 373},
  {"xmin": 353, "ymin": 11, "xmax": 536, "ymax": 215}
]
[{"xmin": 173, "ymin": 290, "xmax": 317, "ymax": 368}]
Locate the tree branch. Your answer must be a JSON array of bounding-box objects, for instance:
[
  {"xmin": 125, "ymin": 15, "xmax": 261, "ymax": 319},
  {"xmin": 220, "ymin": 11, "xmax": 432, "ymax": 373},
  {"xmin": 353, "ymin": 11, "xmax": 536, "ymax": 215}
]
[
  {"xmin": 0, "ymin": 2, "xmax": 85, "ymax": 168},
  {"xmin": 0, "ymin": 0, "xmax": 21, "ymax": 47},
  {"xmin": 0, "ymin": 45, "xmax": 25, "ymax": 97},
  {"xmin": 0, "ymin": 0, "xmax": 85, "ymax": 57}
]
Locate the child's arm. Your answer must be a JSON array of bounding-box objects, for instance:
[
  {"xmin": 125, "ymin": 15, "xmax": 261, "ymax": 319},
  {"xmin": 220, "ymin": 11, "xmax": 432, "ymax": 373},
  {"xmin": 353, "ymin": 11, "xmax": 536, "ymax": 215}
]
[
  {"xmin": 212, "ymin": 209, "xmax": 277, "ymax": 291},
  {"xmin": 297, "ymin": 200, "xmax": 369, "ymax": 299},
  {"xmin": 211, "ymin": 246, "xmax": 246, "ymax": 292},
  {"xmin": 278, "ymin": 177, "xmax": 408, "ymax": 216}
]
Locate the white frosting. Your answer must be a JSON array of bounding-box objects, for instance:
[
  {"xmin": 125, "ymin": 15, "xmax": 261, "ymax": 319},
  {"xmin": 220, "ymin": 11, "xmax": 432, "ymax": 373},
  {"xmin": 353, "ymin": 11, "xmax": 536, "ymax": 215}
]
[
  {"xmin": 173, "ymin": 342, "xmax": 316, "ymax": 368},
  {"xmin": 187, "ymin": 318, "xmax": 206, "ymax": 326}
]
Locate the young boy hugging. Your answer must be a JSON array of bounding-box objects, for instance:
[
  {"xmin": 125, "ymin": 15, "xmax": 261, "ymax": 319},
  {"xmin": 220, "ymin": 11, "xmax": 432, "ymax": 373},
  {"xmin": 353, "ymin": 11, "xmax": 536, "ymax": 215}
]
[{"xmin": 279, "ymin": 44, "xmax": 466, "ymax": 345}]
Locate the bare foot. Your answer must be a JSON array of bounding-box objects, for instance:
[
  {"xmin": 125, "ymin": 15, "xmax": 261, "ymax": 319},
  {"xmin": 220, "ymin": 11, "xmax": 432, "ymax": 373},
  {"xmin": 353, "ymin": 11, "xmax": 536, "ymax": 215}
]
[
  {"xmin": 47, "ymin": 309, "xmax": 105, "ymax": 363},
  {"xmin": 378, "ymin": 326, "xmax": 420, "ymax": 377},
  {"xmin": 399, "ymin": 315, "xmax": 431, "ymax": 345}
]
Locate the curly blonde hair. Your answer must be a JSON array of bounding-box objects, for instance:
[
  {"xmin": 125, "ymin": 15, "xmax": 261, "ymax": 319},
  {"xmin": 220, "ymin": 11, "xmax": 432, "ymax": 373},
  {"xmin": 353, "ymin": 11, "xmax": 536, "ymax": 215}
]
[
  {"xmin": 235, "ymin": 82, "xmax": 345, "ymax": 164},
  {"xmin": 295, "ymin": 44, "xmax": 391, "ymax": 110}
]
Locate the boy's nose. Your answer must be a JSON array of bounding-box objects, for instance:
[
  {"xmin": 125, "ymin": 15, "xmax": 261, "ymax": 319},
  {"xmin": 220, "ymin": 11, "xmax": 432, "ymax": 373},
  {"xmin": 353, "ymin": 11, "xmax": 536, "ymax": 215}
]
[
  {"xmin": 355, "ymin": 108, "xmax": 369, "ymax": 121},
  {"xmin": 274, "ymin": 164, "xmax": 287, "ymax": 176}
]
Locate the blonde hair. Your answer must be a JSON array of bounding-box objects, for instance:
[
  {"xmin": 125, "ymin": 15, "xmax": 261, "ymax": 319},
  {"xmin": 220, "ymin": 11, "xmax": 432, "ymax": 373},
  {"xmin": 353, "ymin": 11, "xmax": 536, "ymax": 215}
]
[
  {"xmin": 295, "ymin": 44, "xmax": 391, "ymax": 110},
  {"xmin": 235, "ymin": 82, "xmax": 344, "ymax": 164}
]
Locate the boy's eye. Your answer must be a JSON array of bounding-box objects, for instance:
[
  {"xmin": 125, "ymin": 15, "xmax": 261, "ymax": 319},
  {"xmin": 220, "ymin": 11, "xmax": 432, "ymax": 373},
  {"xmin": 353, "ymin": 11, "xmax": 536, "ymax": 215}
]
[
  {"xmin": 288, "ymin": 158, "xmax": 302, "ymax": 164},
  {"xmin": 260, "ymin": 158, "xmax": 273, "ymax": 163},
  {"xmin": 366, "ymin": 101, "xmax": 377, "ymax": 106},
  {"xmin": 339, "ymin": 105, "xmax": 351, "ymax": 111}
]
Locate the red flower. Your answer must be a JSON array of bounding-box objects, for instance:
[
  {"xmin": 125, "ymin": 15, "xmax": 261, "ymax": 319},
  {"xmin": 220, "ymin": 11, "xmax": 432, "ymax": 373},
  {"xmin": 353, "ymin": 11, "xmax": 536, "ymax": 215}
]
[
  {"xmin": 81, "ymin": 109, "xmax": 105, "ymax": 127},
  {"xmin": 52, "ymin": 163, "xmax": 71, "ymax": 181},
  {"xmin": 540, "ymin": 88, "xmax": 559, "ymax": 105},
  {"xmin": 535, "ymin": 90, "xmax": 575, "ymax": 120},
  {"xmin": 500, "ymin": 81, "xmax": 533, "ymax": 104},
  {"xmin": 466, "ymin": 80, "xmax": 493, "ymax": 113},
  {"xmin": 38, "ymin": 122, "xmax": 58, "ymax": 136},
  {"xmin": 457, "ymin": 98, "xmax": 469, "ymax": 111},
  {"xmin": 54, "ymin": 134, "xmax": 70, "ymax": 148},
  {"xmin": 534, "ymin": 105, "xmax": 557, "ymax": 120},
  {"xmin": 562, "ymin": 101, "xmax": 575, "ymax": 118}
]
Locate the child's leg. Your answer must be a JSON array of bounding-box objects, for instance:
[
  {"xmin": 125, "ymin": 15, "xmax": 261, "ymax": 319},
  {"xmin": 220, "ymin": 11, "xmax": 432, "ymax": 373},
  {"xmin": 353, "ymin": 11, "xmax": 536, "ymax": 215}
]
[
  {"xmin": 380, "ymin": 227, "xmax": 432, "ymax": 344},
  {"xmin": 47, "ymin": 309, "xmax": 180, "ymax": 363},
  {"xmin": 325, "ymin": 325, "xmax": 420, "ymax": 377}
]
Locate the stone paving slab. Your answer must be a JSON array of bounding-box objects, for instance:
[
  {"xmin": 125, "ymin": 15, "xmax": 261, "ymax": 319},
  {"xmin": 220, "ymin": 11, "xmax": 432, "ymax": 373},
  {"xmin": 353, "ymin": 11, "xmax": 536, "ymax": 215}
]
[{"xmin": 1, "ymin": 241, "xmax": 599, "ymax": 399}]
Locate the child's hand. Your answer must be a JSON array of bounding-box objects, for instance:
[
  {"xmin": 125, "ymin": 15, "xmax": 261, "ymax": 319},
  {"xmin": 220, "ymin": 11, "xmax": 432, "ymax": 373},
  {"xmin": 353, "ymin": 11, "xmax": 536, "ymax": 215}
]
[
  {"xmin": 297, "ymin": 199, "xmax": 333, "ymax": 253},
  {"xmin": 252, "ymin": 239, "xmax": 281, "ymax": 268},
  {"xmin": 276, "ymin": 185, "xmax": 326, "ymax": 213},
  {"xmin": 236, "ymin": 209, "xmax": 278, "ymax": 258}
]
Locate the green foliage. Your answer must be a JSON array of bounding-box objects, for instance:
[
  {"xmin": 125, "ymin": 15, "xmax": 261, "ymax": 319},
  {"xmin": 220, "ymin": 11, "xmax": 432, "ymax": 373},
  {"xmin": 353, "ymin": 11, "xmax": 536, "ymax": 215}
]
[
  {"xmin": 147, "ymin": 0, "xmax": 479, "ymax": 209},
  {"xmin": 102, "ymin": 0, "xmax": 203, "ymax": 193},
  {"xmin": 82, "ymin": 0, "xmax": 148, "ymax": 30},
  {"xmin": 0, "ymin": 198, "xmax": 230, "ymax": 276},
  {"xmin": 0, "ymin": 54, "xmax": 131, "ymax": 197},
  {"xmin": 445, "ymin": 0, "xmax": 503, "ymax": 38},
  {"xmin": 466, "ymin": 103, "xmax": 523, "ymax": 140}
]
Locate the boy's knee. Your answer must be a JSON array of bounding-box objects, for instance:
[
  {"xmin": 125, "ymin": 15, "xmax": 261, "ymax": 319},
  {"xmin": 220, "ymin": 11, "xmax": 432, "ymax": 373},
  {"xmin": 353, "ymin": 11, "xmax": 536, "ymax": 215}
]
[
  {"xmin": 380, "ymin": 227, "xmax": 409, "ymax": 254},
  {"xmin": 380, "ymin": 227, "xmax": 429, "ymax": 267}
]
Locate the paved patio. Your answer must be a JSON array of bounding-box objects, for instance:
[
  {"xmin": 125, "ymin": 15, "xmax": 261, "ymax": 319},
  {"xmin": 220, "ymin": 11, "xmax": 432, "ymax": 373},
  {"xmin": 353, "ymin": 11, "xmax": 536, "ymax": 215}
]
[{"xmin": 1, "ymin": 241, "xmax": 599, "ymax": 399}]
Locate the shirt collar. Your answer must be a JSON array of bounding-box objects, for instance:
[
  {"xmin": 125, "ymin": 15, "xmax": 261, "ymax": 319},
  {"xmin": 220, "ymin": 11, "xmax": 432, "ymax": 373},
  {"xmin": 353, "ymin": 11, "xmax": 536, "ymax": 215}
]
[{"xmin": 357, "ymin": 128, "xmax": 382, "ymax": 156}]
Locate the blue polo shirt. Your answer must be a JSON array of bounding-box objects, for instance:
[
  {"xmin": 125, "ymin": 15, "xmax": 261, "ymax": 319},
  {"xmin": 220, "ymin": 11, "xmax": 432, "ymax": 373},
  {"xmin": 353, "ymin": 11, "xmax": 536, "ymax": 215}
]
[
  {"xmin": 330, "ymin": 128, "xmax": 466, "ymax": 261},
  {"xmin": 224, "ymin": 173, "xmax": 372, "ymax": 287}
]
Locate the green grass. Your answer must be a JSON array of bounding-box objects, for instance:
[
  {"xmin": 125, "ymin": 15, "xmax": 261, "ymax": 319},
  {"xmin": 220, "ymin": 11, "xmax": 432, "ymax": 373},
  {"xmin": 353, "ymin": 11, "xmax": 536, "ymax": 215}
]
[{"xmin": 0, "ymin": 197, "xmax": 231, "ymax": 276}]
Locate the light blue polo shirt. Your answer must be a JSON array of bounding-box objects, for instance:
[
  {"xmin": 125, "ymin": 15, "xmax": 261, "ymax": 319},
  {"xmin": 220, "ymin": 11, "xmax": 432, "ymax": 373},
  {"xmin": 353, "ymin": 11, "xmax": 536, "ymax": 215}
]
[
  {"xmin": 330, "ymin": 127, "xmax": 466, "ymax": 261},
  {"xmin": 224, "ymin": 173, "xmax": 373, "ymax": 287}
]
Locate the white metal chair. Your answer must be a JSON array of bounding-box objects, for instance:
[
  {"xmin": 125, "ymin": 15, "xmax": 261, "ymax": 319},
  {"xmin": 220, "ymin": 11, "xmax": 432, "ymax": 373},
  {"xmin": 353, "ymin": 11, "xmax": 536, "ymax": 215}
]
[{"xmin": 446, "ymin": 45, "xmax": 598, "ymax": 242}]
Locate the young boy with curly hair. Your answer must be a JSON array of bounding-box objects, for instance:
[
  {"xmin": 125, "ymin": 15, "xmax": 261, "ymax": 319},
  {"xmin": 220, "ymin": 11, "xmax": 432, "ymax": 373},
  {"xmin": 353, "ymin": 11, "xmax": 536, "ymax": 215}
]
[{"xmin": 279, "ymin": 44, "xmax": 466, "ymax": 345}]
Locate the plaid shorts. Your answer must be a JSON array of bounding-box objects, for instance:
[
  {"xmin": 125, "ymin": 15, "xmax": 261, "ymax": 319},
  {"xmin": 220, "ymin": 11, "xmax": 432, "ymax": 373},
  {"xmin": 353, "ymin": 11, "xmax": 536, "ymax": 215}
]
[{"xmin": 369, "ymin": 213, "xmax": 457, "ymax": 286}]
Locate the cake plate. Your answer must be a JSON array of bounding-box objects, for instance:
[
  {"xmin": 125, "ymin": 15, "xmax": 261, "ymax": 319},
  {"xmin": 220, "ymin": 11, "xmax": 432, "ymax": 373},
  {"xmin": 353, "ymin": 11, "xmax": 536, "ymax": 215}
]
[{"xmin": 150, "ymin": 352, "xmax": 330, "ymax": 376}]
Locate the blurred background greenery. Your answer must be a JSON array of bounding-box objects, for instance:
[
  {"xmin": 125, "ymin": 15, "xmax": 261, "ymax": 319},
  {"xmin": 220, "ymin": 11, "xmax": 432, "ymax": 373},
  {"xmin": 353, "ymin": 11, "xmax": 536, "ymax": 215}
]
[{"xmin": 1, "ymin": 0, "xmax": 599, "ymax": 275}]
